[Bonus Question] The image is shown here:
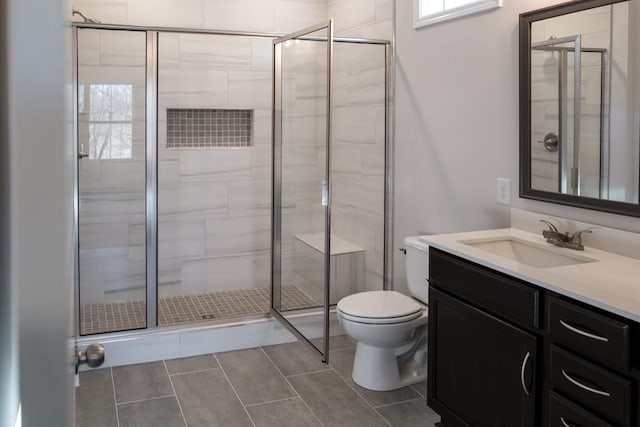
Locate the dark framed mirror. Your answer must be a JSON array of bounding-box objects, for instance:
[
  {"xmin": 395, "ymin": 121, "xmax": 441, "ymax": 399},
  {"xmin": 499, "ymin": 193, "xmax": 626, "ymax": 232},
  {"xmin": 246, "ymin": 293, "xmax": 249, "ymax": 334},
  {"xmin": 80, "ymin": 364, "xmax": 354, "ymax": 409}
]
[{"xmin": 519, "ymin": 0, "xmax": 640, "ymax": 217}]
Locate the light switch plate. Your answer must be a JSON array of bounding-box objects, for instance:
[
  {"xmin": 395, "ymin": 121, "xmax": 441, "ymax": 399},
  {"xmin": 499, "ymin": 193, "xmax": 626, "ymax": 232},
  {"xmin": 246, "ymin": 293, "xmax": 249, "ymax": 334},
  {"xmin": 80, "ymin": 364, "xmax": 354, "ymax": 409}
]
[{"xmin": 496, "ymin": 178, "xmax": 511, "ymax": 205}]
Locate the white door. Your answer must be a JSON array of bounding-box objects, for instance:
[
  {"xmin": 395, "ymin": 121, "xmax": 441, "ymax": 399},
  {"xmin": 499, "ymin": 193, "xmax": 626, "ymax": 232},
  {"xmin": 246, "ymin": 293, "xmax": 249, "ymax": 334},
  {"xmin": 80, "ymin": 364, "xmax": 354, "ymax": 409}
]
[{"xmin": 7, "ymin": 0, "xmax": 76, "ymax": 425}]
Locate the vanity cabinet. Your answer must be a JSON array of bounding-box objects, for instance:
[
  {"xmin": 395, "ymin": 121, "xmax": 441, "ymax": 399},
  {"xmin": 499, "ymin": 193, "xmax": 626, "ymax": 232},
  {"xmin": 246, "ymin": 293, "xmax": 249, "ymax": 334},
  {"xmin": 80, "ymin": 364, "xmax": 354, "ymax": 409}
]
[
  {"xmin": 428, "ymin": 249, "xmax": 541, "ymax": 427},
  {"xmin": 427, "ymin": 248, "xmax": 640, "ymax": 427},
  {"xmin": 547, "ymin": 296, "xmax": 637, "ymax": 427}
]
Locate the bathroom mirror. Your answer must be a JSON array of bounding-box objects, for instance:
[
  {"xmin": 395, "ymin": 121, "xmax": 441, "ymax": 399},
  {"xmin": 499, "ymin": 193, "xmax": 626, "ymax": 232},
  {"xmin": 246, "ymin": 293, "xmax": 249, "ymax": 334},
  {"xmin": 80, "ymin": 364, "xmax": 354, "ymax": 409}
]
[{"xmin": 519, "ymin": 0, "xmax": 640, "ymax": 217}]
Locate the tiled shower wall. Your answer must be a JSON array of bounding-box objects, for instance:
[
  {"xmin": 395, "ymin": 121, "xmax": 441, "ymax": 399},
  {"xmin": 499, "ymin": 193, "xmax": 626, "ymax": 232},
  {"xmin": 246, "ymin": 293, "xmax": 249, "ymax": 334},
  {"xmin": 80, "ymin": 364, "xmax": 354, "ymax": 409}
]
[
  {"xmin": 156, "ymin": 32, "xmax": 274, "ymax": 297},
  {"xmin": 331, "ymin": 43, "xmax": 387, "ymax": 291},
  {"xmin": 328, "ymin": 0, "xmax": 392, "ymax": 290}
]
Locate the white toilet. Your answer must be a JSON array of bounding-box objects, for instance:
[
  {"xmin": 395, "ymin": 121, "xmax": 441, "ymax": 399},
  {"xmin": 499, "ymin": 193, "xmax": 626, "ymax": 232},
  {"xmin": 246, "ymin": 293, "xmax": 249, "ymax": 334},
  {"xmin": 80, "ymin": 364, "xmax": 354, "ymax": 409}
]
[{"xmin": 336, "ymin": 236, "xmax": 429, "ymax": 391}]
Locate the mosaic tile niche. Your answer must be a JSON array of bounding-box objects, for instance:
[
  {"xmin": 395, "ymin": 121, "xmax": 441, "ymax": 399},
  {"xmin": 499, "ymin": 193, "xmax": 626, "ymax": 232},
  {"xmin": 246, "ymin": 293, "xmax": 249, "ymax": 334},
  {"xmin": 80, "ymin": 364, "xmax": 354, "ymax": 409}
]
[{"xmin": 166, "ymin": 108, "xmax": 253, "ymax": 148}]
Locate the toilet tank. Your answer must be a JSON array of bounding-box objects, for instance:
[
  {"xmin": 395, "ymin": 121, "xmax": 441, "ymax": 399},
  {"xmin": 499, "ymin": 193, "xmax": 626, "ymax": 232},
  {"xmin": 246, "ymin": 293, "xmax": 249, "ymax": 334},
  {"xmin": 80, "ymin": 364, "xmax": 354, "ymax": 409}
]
[{"xmin": 404, "ymin": 237, "xmax": 429, "ymax": 304}]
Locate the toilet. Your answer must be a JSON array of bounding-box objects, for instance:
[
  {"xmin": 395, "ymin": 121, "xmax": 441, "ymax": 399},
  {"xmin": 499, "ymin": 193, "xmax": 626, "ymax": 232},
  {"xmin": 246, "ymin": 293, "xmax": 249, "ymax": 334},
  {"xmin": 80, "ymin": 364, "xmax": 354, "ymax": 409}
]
[{"xmin": 336, "ymin": 236, "xmax": 429, "ymax": 391}]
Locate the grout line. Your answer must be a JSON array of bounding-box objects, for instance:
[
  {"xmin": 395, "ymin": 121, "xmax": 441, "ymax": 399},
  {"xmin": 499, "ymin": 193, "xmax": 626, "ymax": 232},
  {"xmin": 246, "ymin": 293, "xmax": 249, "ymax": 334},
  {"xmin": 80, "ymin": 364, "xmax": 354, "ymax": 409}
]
[
  {"xmin": 168, "ymin": 366, "xmax": 221, "ymax": 377},
  {"xmin": 328, "ymin": 364, "xmax": 392, "ymax": 427},
  {"xmin": 163, "ymin": 361, "xmax": 188, "ymax": 427},
  {"xmin": 373, "ymin": 396, "xmax": 426, "ymax": 409},
  {"xmin": 284, "ymin": 367, "xmax": 332, "ymax": 378},
  {"xmin": 244, "ymin": 395, "xmax": 300, "ymax": 408},
  {"xmin": 110, "ymin": 367, "xmax": 121, "ymax": 427},
  {"xmin": 116, "ymin": 394, "xmax": 178, "ymax": 407},
  {"xmin": 259, "ymin": 347, "xmax": 325, "ymax": 427},
  {"xmin": 411, "ymin": 383, "xmax": 426, "ymax": 399},
  {"xmin": 213, "ymin": 353, "xmax": 258, "ymax": 427}
]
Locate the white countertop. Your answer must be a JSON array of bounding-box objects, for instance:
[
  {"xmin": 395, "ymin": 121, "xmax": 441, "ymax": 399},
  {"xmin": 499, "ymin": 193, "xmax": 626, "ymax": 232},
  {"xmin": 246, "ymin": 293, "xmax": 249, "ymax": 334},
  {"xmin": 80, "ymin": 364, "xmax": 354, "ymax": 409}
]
[{"xmin": 419, "ymin": 228, "xmax": 640, "ymax": 322}]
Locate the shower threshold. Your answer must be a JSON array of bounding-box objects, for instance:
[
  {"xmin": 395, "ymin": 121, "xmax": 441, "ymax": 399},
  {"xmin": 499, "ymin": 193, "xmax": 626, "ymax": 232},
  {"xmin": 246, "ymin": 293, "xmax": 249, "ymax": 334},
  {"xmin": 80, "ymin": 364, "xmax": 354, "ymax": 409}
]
[{"xmin": 80, "ymin": 285, "xmax": 319, "ymax": 335}]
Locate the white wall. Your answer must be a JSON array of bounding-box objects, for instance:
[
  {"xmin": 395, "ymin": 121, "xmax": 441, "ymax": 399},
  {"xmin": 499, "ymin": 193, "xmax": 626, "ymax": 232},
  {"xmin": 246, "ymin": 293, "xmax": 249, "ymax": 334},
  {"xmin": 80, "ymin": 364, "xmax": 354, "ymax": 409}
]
[
  {"xmin": 394, "ymin": 0, "xmax": 640, "ymax": 293},
  {"xmin": 9, "ymin": 0, "xmax": 75, "ymax": 425}
]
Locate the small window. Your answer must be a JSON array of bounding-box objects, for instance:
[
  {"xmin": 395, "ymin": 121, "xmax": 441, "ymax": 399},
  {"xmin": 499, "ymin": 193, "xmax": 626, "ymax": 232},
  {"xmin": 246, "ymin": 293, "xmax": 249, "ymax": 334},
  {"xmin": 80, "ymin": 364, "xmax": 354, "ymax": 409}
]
[
  {"xmin": 83, "ymin": 84, "xmax": 134, "ymax": 159},
  {"xmin": 414, "ymin": 0, "xmax": 502, "ymax": 28}
]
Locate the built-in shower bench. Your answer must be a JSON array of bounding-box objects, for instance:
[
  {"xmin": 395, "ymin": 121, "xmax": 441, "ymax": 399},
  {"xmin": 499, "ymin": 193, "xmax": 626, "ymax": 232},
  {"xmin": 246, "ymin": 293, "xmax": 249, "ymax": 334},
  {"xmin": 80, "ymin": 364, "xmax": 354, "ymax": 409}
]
[{"xmin": 293, "ymin": 233, "xmax": 365, "ymax": 305}]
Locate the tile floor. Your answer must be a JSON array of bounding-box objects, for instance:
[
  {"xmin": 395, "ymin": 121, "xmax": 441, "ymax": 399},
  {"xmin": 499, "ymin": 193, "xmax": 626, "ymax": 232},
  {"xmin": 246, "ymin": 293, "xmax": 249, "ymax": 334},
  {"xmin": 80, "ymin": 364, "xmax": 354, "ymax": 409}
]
[
  {"xmin": 76, "ymin": 336, "xmax": 441, "ymax": 427},
  {"xmin": 81, "ymin": 285, "xmax": 318, "ymax": 335}
]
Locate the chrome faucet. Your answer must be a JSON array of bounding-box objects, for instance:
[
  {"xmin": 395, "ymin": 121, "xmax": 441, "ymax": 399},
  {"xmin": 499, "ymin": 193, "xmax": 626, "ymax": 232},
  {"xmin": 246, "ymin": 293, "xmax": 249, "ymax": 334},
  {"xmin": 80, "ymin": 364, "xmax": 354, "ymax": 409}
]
[{"xmin": 540, "ymin": 219, "xmax": 593, "ymax": 251}]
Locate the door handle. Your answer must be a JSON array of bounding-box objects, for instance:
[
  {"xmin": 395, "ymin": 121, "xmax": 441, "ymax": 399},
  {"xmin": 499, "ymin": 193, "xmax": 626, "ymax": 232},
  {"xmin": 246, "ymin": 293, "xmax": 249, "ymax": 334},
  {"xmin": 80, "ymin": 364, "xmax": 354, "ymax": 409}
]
[
  {"xmin": 78, "ymin": 143, "xmax": 89, "ymax": 159},
  {"xmin": 75, "ymin": 343, "xmax": 105, "ymax": 374},
  {"xmin": 520, "ymin": 351, "xmax": 532, "ymax": 396},
  {"xmin": 321, "ymin": 180, "xmax": 328, "ymax": 206}
]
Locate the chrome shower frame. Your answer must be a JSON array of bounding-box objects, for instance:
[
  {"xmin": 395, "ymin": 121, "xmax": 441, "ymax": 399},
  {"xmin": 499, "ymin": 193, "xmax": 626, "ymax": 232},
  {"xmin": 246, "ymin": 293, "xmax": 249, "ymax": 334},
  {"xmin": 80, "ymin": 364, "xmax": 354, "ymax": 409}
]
[{"xmin": 71, "ymin": 21, "xmax": 393, "ymax": 347}]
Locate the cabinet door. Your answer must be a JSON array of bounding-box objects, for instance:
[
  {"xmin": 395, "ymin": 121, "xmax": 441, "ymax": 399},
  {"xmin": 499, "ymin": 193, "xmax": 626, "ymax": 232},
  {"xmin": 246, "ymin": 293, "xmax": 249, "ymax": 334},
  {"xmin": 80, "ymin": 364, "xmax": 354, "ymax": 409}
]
[{"xmin": 428, "ymin": 287, "xmax": 538, "ymax": 427}]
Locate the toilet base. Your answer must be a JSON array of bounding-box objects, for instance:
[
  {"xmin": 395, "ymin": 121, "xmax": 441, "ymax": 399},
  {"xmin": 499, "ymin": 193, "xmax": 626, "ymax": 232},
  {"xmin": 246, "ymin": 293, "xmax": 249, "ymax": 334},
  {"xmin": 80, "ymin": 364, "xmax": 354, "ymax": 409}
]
[{"xmin": 351, "ymin": 339, "xmax": 428, "ymax": 392}]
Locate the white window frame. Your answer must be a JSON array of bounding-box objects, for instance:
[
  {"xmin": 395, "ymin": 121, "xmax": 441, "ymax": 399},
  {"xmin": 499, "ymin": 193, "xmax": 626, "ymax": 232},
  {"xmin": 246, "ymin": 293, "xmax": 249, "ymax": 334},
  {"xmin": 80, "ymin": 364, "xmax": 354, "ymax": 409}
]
[{"xmin": 413, "ymin": 0, "xmax": 502, "ymax": 29}]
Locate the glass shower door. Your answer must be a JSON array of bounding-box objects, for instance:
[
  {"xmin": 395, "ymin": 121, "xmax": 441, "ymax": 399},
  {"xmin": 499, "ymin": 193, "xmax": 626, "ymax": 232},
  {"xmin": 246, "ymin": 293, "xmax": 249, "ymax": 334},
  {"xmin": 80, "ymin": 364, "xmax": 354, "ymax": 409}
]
[
  {"xmin": 530, "ymin": 35, "xmax": 582, "ymax": 195},
  {"xmin": 76, "ymin": 28, "xmax": 148, "ymax": 335},
  {"xmin": 272, "ymin": 22, "xmax": 333, "ymax": 361}
]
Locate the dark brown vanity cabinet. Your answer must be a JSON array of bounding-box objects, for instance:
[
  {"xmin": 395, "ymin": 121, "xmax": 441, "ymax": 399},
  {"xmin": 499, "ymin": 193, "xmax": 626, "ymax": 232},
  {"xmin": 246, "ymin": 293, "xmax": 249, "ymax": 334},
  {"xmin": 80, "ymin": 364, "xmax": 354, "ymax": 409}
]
[{"xmin": 427, "ymin": 248, "xmax": 640, "ymax": 427}]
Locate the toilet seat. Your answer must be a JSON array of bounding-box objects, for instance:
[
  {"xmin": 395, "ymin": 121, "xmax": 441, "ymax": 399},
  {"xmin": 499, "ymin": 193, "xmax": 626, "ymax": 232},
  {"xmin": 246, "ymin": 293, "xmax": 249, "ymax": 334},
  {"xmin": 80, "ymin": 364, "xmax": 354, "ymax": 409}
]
[{"xmin": 337, "ymin": 291, "xmax": 424, "ymax": 325}]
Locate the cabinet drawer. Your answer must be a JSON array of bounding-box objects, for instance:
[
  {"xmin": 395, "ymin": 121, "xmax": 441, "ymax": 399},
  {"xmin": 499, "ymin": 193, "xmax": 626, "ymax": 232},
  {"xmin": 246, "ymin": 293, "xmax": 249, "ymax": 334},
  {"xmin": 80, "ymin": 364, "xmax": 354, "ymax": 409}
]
[
  {"xmin": 429, "ymin": 249, "xmax": 540, "ymax": 328},
  {"xmin": 549, "ymin": 296, "xmax": 630, "ymax": 372},
  {"xmin": 548, "ymin": 390, "xmax": 615, "ymax": 427},
  {"xmin": 550, "ymin": 346, "xmax": 632, "ymax": 427}
]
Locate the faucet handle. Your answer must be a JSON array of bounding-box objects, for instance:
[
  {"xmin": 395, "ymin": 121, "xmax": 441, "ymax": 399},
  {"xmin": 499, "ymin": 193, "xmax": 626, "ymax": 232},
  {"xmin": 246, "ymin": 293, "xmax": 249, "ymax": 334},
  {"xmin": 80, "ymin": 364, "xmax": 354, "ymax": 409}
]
[
  {"xmin": 570, "ymin": 228, "xmax": 595, "ymax": 245},
  {"xmin": 540, "ymin": 219, "xmax": 559, "ymax": 232}
]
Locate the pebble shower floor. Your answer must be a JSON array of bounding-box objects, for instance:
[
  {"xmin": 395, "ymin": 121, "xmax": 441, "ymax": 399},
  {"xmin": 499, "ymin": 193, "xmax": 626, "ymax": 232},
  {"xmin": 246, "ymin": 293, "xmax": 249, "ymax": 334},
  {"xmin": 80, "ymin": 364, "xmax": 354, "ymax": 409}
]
[{"xmin": 80, "ymin": 285, "xmax": 318, "ymax": 335}]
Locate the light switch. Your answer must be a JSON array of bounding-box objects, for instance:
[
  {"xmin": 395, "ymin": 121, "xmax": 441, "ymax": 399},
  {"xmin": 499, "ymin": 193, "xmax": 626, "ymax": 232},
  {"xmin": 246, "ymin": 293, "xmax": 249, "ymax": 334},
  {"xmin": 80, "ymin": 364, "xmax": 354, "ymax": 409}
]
[{"xmin": 496, "ymin": 178, "xmax": 511, "ymax": 205}]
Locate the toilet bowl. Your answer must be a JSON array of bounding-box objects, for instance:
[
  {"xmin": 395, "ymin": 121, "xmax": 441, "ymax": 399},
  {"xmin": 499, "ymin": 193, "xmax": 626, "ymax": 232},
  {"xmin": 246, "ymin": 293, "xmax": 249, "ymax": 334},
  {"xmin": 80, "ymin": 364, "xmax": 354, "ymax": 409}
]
[{"xmin": 336, "ymin": 237, "xmax": 429, "ymax": 391}]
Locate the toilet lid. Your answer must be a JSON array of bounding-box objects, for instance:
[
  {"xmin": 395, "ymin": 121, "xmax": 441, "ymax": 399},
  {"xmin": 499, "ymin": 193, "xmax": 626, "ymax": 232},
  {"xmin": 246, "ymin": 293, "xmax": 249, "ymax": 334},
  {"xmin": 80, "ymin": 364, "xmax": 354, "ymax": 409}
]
[{"xmin": 337, "ymin": 291, "xmax": 423, "ymax": 320}]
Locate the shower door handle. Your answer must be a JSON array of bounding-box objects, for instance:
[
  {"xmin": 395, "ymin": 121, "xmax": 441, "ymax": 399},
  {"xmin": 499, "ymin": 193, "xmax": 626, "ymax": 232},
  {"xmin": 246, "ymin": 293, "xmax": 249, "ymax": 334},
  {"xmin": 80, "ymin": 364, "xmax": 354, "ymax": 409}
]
[
  {"xmin": 78, "ymin": 143, "xmax": 89, "ymax": 159},
  {"xmin": 321, "ymin": 180, "xmax": 328, "ymax": 206}
]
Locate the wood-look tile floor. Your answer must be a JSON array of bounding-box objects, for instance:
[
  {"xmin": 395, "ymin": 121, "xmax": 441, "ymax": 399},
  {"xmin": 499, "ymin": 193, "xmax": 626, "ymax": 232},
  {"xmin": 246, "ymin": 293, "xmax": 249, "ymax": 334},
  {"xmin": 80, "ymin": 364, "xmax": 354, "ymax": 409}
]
[
  {"xmin": 76, "ymin": 337, "xmax": 440, "ymax": 427},
  {"xmin": 80, "ymin": 285, "xmax": 318, "ymax": 335}
]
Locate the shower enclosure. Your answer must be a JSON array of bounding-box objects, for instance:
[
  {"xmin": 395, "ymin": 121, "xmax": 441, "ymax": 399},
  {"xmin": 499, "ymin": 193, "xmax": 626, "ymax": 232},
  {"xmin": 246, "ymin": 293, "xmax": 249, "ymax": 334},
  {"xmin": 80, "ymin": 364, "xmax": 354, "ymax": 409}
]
[
  {"xmin": 73, "ymin": 20, "xmax": 390, "ymax": 361},
  {"xmin": 530, "ymin": 36, "xmax": 606, "ymax": 198}
]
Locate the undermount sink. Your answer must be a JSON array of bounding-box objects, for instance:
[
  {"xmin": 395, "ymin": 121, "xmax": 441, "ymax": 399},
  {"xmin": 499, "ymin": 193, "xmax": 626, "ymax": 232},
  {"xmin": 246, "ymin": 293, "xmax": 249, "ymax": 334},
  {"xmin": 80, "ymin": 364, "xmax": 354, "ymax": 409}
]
[{"xmin": 460, "ymin": 237, "xmax": 597, "ymax": 269}]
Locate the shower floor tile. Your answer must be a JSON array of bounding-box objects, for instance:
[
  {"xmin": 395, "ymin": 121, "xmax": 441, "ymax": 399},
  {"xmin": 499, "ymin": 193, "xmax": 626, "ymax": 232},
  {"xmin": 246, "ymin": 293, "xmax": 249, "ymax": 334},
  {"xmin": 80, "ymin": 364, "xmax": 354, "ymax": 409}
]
[{"xmin": 80, "ymin": 285, "xmax": 319, "ymax": 335}]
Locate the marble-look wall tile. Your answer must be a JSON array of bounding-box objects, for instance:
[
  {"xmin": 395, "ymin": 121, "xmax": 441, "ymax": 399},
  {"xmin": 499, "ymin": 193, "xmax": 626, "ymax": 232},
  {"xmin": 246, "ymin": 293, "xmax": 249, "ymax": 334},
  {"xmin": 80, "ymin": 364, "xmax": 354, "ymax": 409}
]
[
  {"xmin": 178, "ymin": 35, "xmax": 253, "ymax": 70},
  {"xmin": 204, "ymin": 216, "xmax": 271, "ymax": 255},
  {"xmin": 203, "ymin": 0, "xmax": 276, "ymax": 33},
  {"xmin": 274, "ymin": 0, "xmax": 328, "ymax": 34},
  {"xmin": 328, "ymin": 0, "xmax": 392, "ymax": 39},
  {"xmin": 178, "ymin": 149, "xmax": 252, "ymax": 182},
  {"xmin": 180, "ymin": 251, "xmax": 270, "ymax": 293},
  {"xmin": 251, "ymin": 38, "xmax": 273, "ymax": 72},
  {"xmin": 74, "ymin": 2, "xmax": 128, "ymax": 26},
  {"xmin": 159, "ymin": 68, "xmax": 228, "ymax": 95},
  {"xmin": 329, "ymin": 0, "xmax": 376, "ymax": 33},
  {"xmin": 228, "ymin": 71, "xmax": 272, "ymax": 108},
  {"xmin": 159, "ymin": 182, "xmax": 229, "ymax": 218},
  {"xmin": 333, "ymin": 106, "xmax": 377, "ymax": 143},
  {"xmin": 127, "ymin": 0, "xmax": 206, "ymax": 28}
]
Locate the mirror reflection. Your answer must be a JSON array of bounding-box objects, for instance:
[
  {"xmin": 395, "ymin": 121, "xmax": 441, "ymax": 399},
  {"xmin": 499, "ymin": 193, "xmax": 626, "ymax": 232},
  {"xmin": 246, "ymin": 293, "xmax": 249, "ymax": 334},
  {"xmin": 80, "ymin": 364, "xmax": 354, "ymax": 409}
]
[{"xmin": 529, "ymin": 1, "xmax": 639, "ymax": 204}]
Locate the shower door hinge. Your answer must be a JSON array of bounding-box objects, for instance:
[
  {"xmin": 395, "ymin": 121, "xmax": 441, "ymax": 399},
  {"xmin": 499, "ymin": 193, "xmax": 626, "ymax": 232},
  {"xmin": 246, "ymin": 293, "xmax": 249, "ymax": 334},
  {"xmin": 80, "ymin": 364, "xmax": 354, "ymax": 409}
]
[{"xmin": 321, "ymin": 180, "xmax": 328, "ymax": 206}]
